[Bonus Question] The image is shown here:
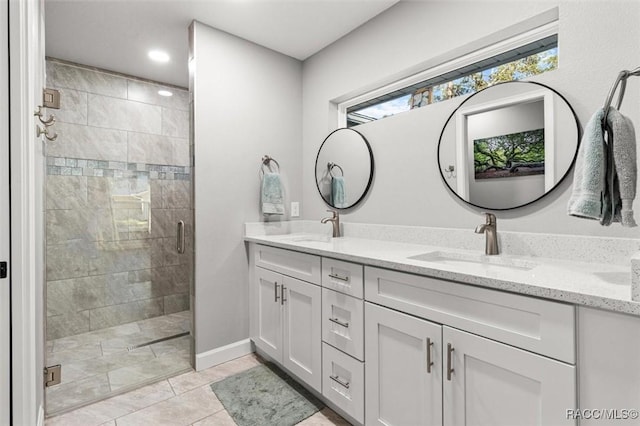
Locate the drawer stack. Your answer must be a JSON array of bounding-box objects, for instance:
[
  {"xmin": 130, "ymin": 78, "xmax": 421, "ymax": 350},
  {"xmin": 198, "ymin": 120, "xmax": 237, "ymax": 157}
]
[{"xmin": 321, "ymin": 258, "xmax": 365, "ymax": 424}]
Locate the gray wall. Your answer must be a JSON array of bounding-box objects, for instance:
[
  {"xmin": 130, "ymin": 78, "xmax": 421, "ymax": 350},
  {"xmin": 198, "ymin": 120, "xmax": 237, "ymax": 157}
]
[
  {"xmin": 301, "ymin": 1, "xmax": 640, "ymax": 237},
  {"xmin": 45, "ymin": 60, "xmax": 192, "ymax": 340},
  {"xmin": 191, "ymin": 22, "xmax": 303, "ymax": 355}
]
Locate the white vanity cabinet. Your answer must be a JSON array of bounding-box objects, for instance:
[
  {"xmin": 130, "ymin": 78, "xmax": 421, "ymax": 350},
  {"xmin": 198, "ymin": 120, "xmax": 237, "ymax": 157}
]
[
  {"xmin": 365, "ymin": 303, "xmax": 443, "ymax": 426},
  {"xmin": 251, "ymin": 245, "xmax": 322, "ymax": 393},
  {"xmin": 443, "ymin": 326, "xmax": 576, "ymax": 426},
  {"xmin": 249, "ymin": 241, "xmax": 581, "ymax": 426},
  {"xmin": 365, "ymin": 266, "xmax": 577, "ymax": 426}
]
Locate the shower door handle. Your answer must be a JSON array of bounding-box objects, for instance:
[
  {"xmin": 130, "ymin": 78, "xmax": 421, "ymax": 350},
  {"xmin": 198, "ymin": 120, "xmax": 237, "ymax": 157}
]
[{"xmin": 176, "ymin": 221, "xmax": 185, "ymax": 254}]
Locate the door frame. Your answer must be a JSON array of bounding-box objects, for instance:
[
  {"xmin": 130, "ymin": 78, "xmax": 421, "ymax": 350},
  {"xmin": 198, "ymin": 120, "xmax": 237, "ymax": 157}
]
[
  {"xmin": 0, "ymin": 0, "xmax": 11, "ymax": 424},
  {"xmin": 8, "ymin": 0, "xmax": 46, "ymax": 424}
]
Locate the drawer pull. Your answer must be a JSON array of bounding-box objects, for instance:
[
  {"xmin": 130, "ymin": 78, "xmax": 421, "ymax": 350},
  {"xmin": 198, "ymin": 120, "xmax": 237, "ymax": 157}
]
[
  {"xmin": 328, "ymin": 273, "xmax": 350, "ymax": 282},
  {"xmin": 281, "ymin": 285, "xmax": 287, "ymax": 305},
  {"xmin": 447, "ymin": 343, "xmax": 455, "ymax": 381},
  {"xmin": 329, "ymin": 374, "xmax": 350, "ymax": 389},
  {"xmin": 426, "ymin": 338, "xmax": 434, "ymax": 374},
  {"xmin": 274, "ymin": 282, "xmax": 280, "ymax": 302},
  {"xmin": 329, "ymin": 317, "xmax": 349, "ymax": 328}
]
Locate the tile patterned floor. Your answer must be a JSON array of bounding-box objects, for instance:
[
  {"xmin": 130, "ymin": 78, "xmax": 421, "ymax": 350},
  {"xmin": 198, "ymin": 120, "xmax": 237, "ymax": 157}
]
[
  {"xmin": 46, "ymin": 311, "xmax": 192, "ymax": 415},
  {"xmin": 45, "ymin": 354, "xmax": 350, "ymax": 426}
]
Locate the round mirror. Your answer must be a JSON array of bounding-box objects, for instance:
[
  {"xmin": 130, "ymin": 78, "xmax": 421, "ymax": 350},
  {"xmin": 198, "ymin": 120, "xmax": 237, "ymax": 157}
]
[
  {"xmin": 438, "ymin": 81, "xmax": 580, "ymax": 210},
  {"xmin": 315, "ymin": 128, "xmax": 374, "ymax": 210}
]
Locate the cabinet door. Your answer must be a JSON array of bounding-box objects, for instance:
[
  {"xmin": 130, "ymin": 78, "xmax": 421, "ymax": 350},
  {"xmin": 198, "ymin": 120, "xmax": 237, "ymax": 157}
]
[
  {"xmin": 255, "ymin": 267, "xmax": 283, "ymax": 363},
  {"xmin": 443, "ymin": 326, "xmax": 576, "ymax": 426},
  {"xmin": 365, "ymin": 303, "xmax": 443, "ymax": 426},
  {"xmin": 282, "ymin": 276, "xmax": 322, "ymax": 392}
]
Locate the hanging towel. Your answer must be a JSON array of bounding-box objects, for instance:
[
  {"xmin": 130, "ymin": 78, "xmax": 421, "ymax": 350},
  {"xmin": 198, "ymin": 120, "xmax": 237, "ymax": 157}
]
[
  {"xmin": 331, "ymin": 176, "xmax": 346, "ymax": 208},
  {"xmin": 261, "ymin": 172, "xmax": 284, "ymax": 215},
  {"xmin": 607, "ymin": 107, "xmax": 637, "ymax": 227},
  {"xmin": 567, "ymin": 109, "xmax": 607, "ymax": 220}
]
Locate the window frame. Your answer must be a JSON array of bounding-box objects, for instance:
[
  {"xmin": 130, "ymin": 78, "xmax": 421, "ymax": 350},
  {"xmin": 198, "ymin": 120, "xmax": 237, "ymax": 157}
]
[{"xmin": 336, "ymin": 20, "xmax": 559, "ymax": 128}]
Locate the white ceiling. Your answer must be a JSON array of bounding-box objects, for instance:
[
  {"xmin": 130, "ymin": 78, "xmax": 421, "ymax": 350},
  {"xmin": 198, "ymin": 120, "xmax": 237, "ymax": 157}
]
[{"xmin": 45, "ymin": 0, "xmax": 399, "ymax": 88}]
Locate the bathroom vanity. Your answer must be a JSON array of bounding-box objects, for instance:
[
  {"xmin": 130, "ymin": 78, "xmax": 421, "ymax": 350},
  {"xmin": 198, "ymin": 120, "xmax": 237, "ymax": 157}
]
[{"xmin": 246, "ymin": 223, "xmax": 640, "ymax": 426}]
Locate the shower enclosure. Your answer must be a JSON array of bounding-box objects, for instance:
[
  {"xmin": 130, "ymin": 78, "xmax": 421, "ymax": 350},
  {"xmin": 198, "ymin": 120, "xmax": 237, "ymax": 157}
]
[{"xmin": 43, "ymin": 60, "xmax": 194, "ymax": 415}]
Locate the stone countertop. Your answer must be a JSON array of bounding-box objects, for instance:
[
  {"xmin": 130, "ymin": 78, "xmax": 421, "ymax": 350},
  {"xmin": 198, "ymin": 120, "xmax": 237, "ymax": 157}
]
[{"xmin": 245, "ymin": 233, "xmax": 637, "ymax": 316}]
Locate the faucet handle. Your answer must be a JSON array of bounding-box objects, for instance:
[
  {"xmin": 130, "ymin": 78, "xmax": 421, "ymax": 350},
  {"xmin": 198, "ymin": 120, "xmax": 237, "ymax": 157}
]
[
  {"xmin": 326, "ymin": 209, "xmax": 338, "ymax": 218},
  {"xmin": 482, "ymin": 212, "xmax": 496, "ymax": 225}
]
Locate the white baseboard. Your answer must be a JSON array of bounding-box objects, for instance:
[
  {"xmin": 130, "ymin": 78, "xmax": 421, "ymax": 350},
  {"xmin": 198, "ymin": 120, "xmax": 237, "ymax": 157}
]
[
  {"xmin": 195, "ymin": 338, "xmax": 253, "ymax": 371},
  {"xmin": 37, "ymin": 404, "xmax": 44, "ymax": 426}
]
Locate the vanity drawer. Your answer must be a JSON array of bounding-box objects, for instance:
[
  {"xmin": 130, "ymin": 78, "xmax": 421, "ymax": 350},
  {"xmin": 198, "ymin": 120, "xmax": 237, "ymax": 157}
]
[
  {"xmin": 254, "ymin": 244, "xmax": 321, "ymax": 284},
  {"xmin": 322, "ymin": 342, "xmax": 364, "ymax": 424},
  {"xmin": 364, "ymin": 266, "xmax": 576, "ymax": 364},
  {"xmin": 322, "ymin": 288, "xmax": 364, "ymax": 361},
  {"xmin": 322, "ymin": 258, "xmax": 364, "ymax": 298}
]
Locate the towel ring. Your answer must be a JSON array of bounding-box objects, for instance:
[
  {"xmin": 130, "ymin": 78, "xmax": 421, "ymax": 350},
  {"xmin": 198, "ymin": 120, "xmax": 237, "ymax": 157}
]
[
  {"xmin": 328, "ymin": 162, "xmax": 344, "ymax": 178},
  {"xmin": 261, "ymin": 155, "xmax": 280, "ymax": 175},
  {"xmin": 603, "ymin": 66, "xmax": 640, "ymax": 123}
]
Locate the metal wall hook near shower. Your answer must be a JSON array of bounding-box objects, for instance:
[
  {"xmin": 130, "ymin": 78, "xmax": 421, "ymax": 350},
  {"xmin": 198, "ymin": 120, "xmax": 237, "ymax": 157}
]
[
  {"xmin": 328, "ymin": 162, "xmax": 344, "ymax": 177},
  {"xmin": 36, "ymin": 125, "xmax": 58, "ymax": 142},
  {"xmin": 34, "ymin": 105, "xmax": 56, "ymax": 126},
  {"xmin": 603, "ymin": 66, "xmax": 640, "ymax": 123}
]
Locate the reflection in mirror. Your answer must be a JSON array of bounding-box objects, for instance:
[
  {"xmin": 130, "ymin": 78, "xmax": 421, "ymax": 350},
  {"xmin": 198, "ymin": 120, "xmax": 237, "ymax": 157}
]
[
  {"xmin": 438, "ymin": 81, "xmax": 580, "ymax": 210},
  {"xmin": 315, "ymin": 128, "xmax": 374, "ymax": 210}
]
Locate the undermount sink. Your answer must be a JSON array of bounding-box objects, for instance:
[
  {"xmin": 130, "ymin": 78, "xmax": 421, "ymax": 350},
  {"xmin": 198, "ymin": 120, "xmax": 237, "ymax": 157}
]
[
  {"xmin": 408, "ymin": 250, "xmax": 538, "ymax": 271},
  {"xmin": 281, "ymin": 234, "xmax": 332, "ymax": 243}
]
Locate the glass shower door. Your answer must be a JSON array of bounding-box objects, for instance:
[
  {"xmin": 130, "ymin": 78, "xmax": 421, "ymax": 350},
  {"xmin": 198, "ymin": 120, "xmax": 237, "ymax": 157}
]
[{"xmin": 43, "ymin": 59, "xmax": 193, "ymax": 415}]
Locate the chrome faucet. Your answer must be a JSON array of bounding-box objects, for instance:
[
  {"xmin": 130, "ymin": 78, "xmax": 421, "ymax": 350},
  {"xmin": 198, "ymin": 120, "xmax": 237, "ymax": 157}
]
[
  {"xmin": 475, "ymin": 213, "xmax": 499, "ymax": 255},
  {"xmin": 321, "ymin": 210, "xmax": 341, "ymax": 238}
]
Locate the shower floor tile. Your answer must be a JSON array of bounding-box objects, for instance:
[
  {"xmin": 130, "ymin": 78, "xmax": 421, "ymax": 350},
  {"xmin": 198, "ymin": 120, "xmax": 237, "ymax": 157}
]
[
  {"xmin": 45, "ymin": 354, "xmax": 350, "ymax": 426},
  {"xmin": 46, "ymin": 311, "xmax": 192, "ymax": 416}
]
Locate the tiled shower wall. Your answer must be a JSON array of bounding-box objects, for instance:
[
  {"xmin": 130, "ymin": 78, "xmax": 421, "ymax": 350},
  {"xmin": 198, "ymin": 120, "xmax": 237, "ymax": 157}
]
[{"xmin": 45, "ymin": 60, "xmax": 192, "ymax": 340}]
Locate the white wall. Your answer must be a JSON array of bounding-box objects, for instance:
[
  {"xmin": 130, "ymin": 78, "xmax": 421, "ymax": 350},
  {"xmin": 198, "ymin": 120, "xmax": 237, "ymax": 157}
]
[
  {"xmin": 191, "ymin": 22, "xmax": 302, "ymax": 358},
  {"xmin": 302, "ymin": 1, "xmax": 640, "ymax": 237}
]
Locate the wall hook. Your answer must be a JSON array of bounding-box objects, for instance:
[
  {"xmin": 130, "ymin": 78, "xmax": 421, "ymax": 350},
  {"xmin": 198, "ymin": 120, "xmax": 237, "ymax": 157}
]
[
  {"xmin": 443, "ymin": 165, "xmax": 456, "ymax": 179},
  {"xmin": 37, "ymin": 125, "xmax": 58, "ymax": 142},
  {"xmin": 34, "ymin": 105, "xmax": 56, "ymax": 126}
]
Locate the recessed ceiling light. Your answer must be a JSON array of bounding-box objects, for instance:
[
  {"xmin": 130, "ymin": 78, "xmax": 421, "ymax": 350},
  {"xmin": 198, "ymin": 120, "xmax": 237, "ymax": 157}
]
[
  {"xmin": 158, "ymin": 90, "xmax": 173, "ymax": 97},
  {"xmin": 148, "ymin": 50, "xmax": 170, "ymax": 63}
]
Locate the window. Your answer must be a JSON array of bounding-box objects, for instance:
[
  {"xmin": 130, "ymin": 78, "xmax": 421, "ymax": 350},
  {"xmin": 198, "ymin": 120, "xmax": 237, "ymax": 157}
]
[{"xmin": 344, "ymin": 31, "xmax": 558, "ymax": 128}]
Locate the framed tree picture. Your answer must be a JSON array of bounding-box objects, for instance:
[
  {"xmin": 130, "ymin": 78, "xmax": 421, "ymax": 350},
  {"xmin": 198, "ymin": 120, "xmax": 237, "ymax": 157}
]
[{"xmin": 473, "ymin": 128, "xmax": 545, "ymax": 179}]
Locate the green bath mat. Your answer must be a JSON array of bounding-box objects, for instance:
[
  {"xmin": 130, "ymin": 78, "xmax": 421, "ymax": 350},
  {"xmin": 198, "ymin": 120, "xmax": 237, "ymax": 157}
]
[{"xmin": 210, "ymin": 363, "xmax": 324, "ymax": 426}]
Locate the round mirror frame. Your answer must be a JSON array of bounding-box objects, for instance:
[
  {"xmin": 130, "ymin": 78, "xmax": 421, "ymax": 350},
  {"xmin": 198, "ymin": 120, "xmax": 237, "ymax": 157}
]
[
  {"xmin": 315, "ymin": 127, "xmax": 375, "ymax": 210},
  {"xmin": 437, "ymin": 81, "xmax": 581, "ymax": 211}
]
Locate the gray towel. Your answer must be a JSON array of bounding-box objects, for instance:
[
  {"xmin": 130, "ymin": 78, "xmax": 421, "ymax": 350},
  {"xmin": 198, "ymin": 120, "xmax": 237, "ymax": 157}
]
[
  {"xmin": 605, "ymin": 108, "xmax": 637, "ymax": 227},
  {"xmin": 261, "ymin": 172, "xmax": 284, "ymax": 215},
  {"xmin": 567, "ymin": 109, "xmax": 606, "ymax": 220}
]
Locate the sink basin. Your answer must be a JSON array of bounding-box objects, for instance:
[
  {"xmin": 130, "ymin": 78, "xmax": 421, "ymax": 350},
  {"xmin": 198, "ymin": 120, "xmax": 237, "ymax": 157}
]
[
  {"xmin": 280, "ymin": 234, "xmax": 332, "ymax": 243},
  {"xmin": 408, "ymin": 250, "xmax": 537, "ymax": 271}
]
